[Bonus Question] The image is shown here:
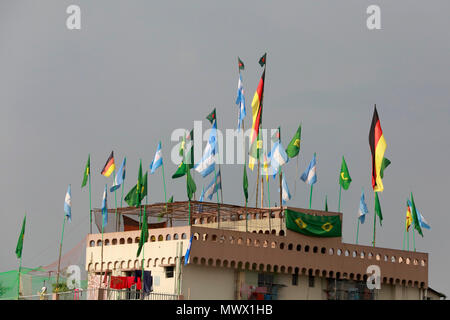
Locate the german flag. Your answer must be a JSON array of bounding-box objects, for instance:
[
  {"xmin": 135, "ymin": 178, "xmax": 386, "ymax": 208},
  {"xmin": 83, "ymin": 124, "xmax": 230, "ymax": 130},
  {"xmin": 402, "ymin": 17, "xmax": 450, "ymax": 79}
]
[
  {"xmin": 249, "ymin": 69, "xmax": 265, "ymax": 170},
  {"xmin": 368, "ymin": 106, "xmax": 387, "ymax": 192},
  {"xmin": 101, "ymin": 151, "xmax": 115, "ymax": 177}
]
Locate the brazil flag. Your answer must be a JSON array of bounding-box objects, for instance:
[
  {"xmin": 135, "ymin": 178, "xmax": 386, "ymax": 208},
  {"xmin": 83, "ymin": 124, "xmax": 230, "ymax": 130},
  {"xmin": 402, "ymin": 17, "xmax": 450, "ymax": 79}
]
[{"xmin": 285, "ymin": 209, "xmax": 342, "ymax": 237}]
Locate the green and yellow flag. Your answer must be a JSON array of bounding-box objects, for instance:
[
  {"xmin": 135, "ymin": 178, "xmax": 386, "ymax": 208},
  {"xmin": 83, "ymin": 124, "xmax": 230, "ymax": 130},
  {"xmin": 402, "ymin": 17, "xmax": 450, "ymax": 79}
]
[
  {"xmin": 81, "ymin": 154, "xmax": 90, "ymax": 188},
  {"xmin": 286, "ymin": 125, "xmax": 301, "ymax": 158},
  {"xmin": 243, "ymin": 162, "xmax": 248, "ymax": 203},
  {"xmin": 15, "ymin": 215, "xmax": 26, "ymax": 259},
  {"xmin": 285, "ymin": 209, "xmax": 341, "ymax": 237},
  {"xmin": 339, "ymin": 156, "xmax": 352, "ymax": 190}
]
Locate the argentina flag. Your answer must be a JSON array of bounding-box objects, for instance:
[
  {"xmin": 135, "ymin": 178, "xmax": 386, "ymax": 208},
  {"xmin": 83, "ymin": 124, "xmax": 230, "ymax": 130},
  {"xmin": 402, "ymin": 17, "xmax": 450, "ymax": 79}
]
[
  {"xmin": 359, "ymin": 190, "xmax": 369, "ymax": 224},
  {"xmin": 205, "ymin": 170, "xmax": 221, "ymax": 200},
  {"xmin": 194, "ymin": 121, "xmax": 217, "ymax": 177},
  {"xmin": 417, "ymin": 208, "xmax": 431, "ymax": 230},
  {"xmin": 281, "ymin": 175, "xmax": 292, "ymax": 204},
  {"xmin": 150, "ymin": 142, "xmax": 163, "ymax": 174},
  {"xmin": 268, "ymin": 140, "xmax": 288, "ymax": 179},
  {"xmin": 64, "ymin": 184, "xmax": 72, "ymax": 222},
  {"xmin": 110, "ymin": 157, "xmax": 126, "ymax": 192},
  {"xmin": 300, "ymin": 153, "xmax": 317, "ymax": 185},
  {"xmin": 236, "ymin": 73, "xmax": 246, "ymax": 131}
]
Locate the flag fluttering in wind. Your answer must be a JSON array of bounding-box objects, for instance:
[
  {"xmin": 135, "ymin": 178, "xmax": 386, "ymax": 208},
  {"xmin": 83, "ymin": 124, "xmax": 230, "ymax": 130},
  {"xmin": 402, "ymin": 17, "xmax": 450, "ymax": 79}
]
[
  {"xmin": 406, "ymin": 200, "xmax": 413, "ymax": 232},
  {"xmin": 359, "ymin": 190, "xmax": 369, "ymax": 224},
  {"xmin": 238, "ymin": 56, "xmax": 245, "ymax": 70},
  {"xmin": 379, "ymin": 157, "xmax": 391, "ymax": 179},
  {"xmin": 101, "ymin": 151, "xmax": 115, "ymax": 177},
  {"xmin": 101, "ymin": 185, "xmax": 108, "ymax": 229},
  {"xmin": 194, "ymin": 120, "xmax": 217, "ymax": 178},
  {"xmin": 205, "ymin": 171, "xmax": 221, "ymax": 201},
  {"xmin": 286, "ymin": 125, "xmax": 301, "ymax": 158},
  {"xmin": 136, "ymin": 206, "xmax": 148, "ymax": 257},
  {"xmin": 111, "ymin": 157, "xmax": 126, "ymax": 192},
  {"xmin": 125, "ymin": 172, "xmax": 148, "ymax": 207},
  {"xmin": 259, "ymin": 53, "xmax": 267, "ymax": 67},
  {"xmin": 281, "ymin": 175, "xmax": 291, "ymax": 204},
  {"xmin": 15, "ymin": 215, "xmax": 26, "ymax": 259},
  {"xmin": 206, "ymin": 108, "xmax": 216, "ymax": 124},
  {"xmin": 179, "ymin": 134, "xmax": 186, "ymax": 158},
  {"xmin": 150, "ymin": 142, "xmax": 163, "ymax": 174},
  {"xmin": 339, "ymin": 156, "xmax": 352, "ymax": 190},
  {"xmin": 236, "ymin": 73, "xmax": 246, "ymax": 132},
  {"xmin": 300, "ymin": 153, "xmax": 317, "ymax": 185},
  {"xmin": 184, "ymin": 235, "xmax": 194, "ymax": 265},
  {"xmin": 249, "ymin": 69, "xmax": 265, "ymax": 170},
  {"xmin": 369, "ymin": 106, "xmax": 387, "ymax": 192},
  {"xmin": 410, "ymin": 193, "xmax": 423, "ymax": 237},
  {"xmin": 324, "ymin": 195, "xmax": 328, "ymax": 212},
  {"xmin": 186, "ymin": 165, "xmax": 197, "ymax": 201},
  {"xmin": 64, "ymin": 184, "xmax": 72, "ymax": 222},
  {"xmin": 269, "ymin": 140, "xmax": 288, "ymax": 178},
  {"xmin": 417, "ymin": 208, "xmax": 430, "ymax": 230},
  {"xmin": 374, "ymin": 192, "xmax": 383, "ymax": 226},
  {"xmin": 81, "ymin": 154, "xmax": 90, "ymax": 188}
]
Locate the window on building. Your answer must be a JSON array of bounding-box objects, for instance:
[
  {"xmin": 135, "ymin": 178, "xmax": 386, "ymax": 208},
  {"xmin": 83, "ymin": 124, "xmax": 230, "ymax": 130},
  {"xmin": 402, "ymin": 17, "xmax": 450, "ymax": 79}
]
[
  {"xmin": 308, "ymin": 275, "xmax": 315, "ymax": 287},
  {"xmin": 165, "ymin": 266, "xmax": 174, "ymax": 278},
  {"xmin": 292, "ymin": 273, "xmax": 298, "ymax": 286}
]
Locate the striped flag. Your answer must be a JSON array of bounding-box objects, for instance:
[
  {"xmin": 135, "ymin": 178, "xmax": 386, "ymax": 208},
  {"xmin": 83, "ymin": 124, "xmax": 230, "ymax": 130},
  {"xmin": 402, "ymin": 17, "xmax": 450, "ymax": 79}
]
[
  {"xmin": 281, "ymin": 175, "xmax": 291, "ymax": 204},
  {"xmin": 359, "ymin": 190, "xmax": 369, "ymax": 224},
  {"xmin": 64, "ymin": 184, "xmax": 72, "ymax": 222},
  {"xmin": 369, "ymin": 106, "xmax": 387, "ymax": 192},
  {"xmin": 110, "ymin": 157, "xmax": 126, "ymax": 192},
  {"xmin": 150, "ymin": 142, "xmax": 163, "ymax": 174},
  {"xmin": 300, "ymin": 153, "xmax": 317, "ymax": 185},
  {"xmin": 184, "ymin": 235, "xmax": 194, "ymax": 265},
  {"xmin": 236, "ymin": 73, "xmax": 246, "ymax": 132},
  {"xmin": 101, "ymin": 151, "xmax": 115, "ymax": 177},
  {"xmin": 205, "ymin": 170, "xmax": 221, "ymax": 200},
  {"xmin": 406, "ymin": 200, "xmax": 413, "ymax": 232},
  {"xmin": 194, "ymin": 120, "xmax": 217, "ymax": 178},
  {"xmin": 269, "ymin": 140, "xmax": 288, "ymax": 178},
  {"xmin": 417, "ymin": 208, "xmax": 431, "ymax": 230},
  {"xmin": 249, "ymin": 69, "xmax": 265, "ymax": 170}
]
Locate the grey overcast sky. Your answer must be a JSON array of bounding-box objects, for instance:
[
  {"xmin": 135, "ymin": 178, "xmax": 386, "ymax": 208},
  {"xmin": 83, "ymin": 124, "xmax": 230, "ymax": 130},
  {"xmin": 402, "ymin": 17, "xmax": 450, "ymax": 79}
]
[{"xmin": 1, "ymin": 1, "xmax": 449, "ymax": 295}]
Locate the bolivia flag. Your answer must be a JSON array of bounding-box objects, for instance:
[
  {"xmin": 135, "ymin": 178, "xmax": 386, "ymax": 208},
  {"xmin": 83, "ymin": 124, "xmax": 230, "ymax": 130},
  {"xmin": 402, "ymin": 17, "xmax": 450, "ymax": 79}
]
[
  {"xmin": 101, "ymin": 151, "xmax": 115, "ymax": 177},
  {"xmin": 369, "ymin": 106, "xmax": 387, "ymax": 192},
  {"xmin": 249, "ymin": 70, "xmax": 265, "ymax": 170}
]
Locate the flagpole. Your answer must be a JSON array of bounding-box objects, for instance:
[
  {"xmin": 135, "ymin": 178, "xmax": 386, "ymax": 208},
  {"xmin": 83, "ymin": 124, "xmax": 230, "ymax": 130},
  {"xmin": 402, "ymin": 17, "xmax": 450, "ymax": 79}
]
[
  {"xmin": 118, "ymin": 178, "xmax": 125, "ymax": 231},
  {"xmin": 413, "ymin": 228, "xmax": 416, "ymax": 252},
  {"xmin": 213, "ymin": 167, "xmax": 220, "ymax": 228},
  {"xmin": 56, "ymin": 216, "xmax": 67, "ymax": 285},
  {"xmin": 245, "ymin": 200, "xmax": 248, "ymax": 233},
  {"xmin": 215, "ymin": 115, "xmax": 224, "ymax": 204},
  {"xmin": 372, "ymin": 192, "xmax": 377, "ymax": 247},
  {"xmin": 338, "ymin": 184, "xmax": 342, "ymax": 212},
  {"xmin": 113, "ymin": 169, "xmax": 118, "ymax": 232},
  {"xmin": 17, "ymin": 255, "xmax": 22, "ymax": 300},
  {"xmin": 407, "ymin": 230, "xmax": 410, "ymax": 251},
  {"xmin": 89, "ymin": 172, "xmax": 92, "ymax": 234},
  {"xmin": 256, "ymin": 158, "xmax": 260, "ymax": 208},
  {"xmin": 161, "ymin": 160, "xmax": 168, "ymax": 223},
  {"xmin": 309, "ymin": 184, "xmax": 313, "ymax": 209},
  {"xmin": 356, "ymin": 218, "xmax": 360, "ymax": 244}
]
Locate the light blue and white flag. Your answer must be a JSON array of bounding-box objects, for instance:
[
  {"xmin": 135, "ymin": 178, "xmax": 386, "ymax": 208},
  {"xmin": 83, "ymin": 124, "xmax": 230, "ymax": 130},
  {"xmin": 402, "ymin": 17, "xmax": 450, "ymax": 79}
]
[
  {"xmin": 150, "ymin": 142, "xmax": 163, "ymax": 174},
  {"xmin": 184, "ymin": 235, "xmax": 194, "ymax": 265},
  {"xmin": 64, "ymin": 184, "xmax": 72, "ymax": 222},
  {"xmin": 268, "ymin": 140, "xmax": 288, "ymax": 178},
  {"xmin": 194, "ymin": 120, "xmax": 217, "ymax": 178},
  {"xmin": 236, "ymin": 73, "xmax": 246, "ymax": 131},
  {"xmin": 101, "ymin": 185, "xmax": 108, "ymax": 229},
  {"xmin": 417, "ymin": 209, "xmax": 431, "ymax": 230},
  {"xmin": 300, "ymin": 153, "xmax": 317, "ymax": 185},
  {"xmin": 197, "ymin": 186, "xmax": 205, "ymax": 213},
  {"xmin": 359, "ymin": 190, "xmax": 369, "ymax": 224},
  {"xmin": 281, "ymin": 175, "xmax": 291, "ymax": 204},
  {"xmin": 205, "ymin": 170, "xmax": 221, "ymax": 200},
  {"xmin": 110, "ymin": 157, "xmax": 126, "ymax": 192}
]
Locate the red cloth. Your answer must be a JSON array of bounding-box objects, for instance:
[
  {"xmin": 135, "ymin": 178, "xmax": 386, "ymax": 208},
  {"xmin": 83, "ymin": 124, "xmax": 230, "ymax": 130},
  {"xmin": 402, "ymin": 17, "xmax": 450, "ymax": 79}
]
[{"xmin": 110, "ymin": 276, "xmax": 127, "ymax": 289}]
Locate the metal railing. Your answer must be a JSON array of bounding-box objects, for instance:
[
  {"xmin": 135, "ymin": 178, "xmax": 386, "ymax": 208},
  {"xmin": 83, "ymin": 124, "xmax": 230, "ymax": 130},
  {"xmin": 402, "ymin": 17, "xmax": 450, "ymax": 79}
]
[{"xmin": 17, "ymin": 288, "xmax": 179, "ymax": 301}]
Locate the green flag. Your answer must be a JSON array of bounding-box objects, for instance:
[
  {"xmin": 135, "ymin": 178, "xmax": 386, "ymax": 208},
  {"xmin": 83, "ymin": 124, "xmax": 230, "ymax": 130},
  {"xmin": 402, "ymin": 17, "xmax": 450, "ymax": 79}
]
[
  {"xmin": 179, "ymin": 134, "xmax": 186, "ymax": 157},
  {"xmin": 339, "ymin": 156, "xmax": 352, "ymax": 190},
  {"xmin": 81, "ymin": 154, "xmax": 90, "ymax": 188},
  {"xmin": 324, "ymin": 195, "xmax": 328, "ymax": 212},
  {"xmin": 137, "ymin": 161, "xmax": 143, "ymax": 204},
  {"xmin": 140, "ymin": 172, "xmax": 148, "ymax": 200},
  {"xmin": 136, "ymin": 208, "xmax": 148, "ymax": 257},
  {"xmin": 410, "ymin": 193, "xmax": 423, "ymax": 237},
  {"xmin": 259, "ymin": 53, "xmax": 267, "ymax": 67},
  {"xmin": 374, "ymin": 192, "xmax": 383, "ymax": 226},
  {"xmin": 285, "ymin": 209, "xmax": 341, "ymax": 237},
  {"xmin": 206, "ymin": 108, "xmax": 216, "ymax": 124},
  {"xmin": 124, "ymin": 184, "xmax": 138, "ymax": 207},
  {"xmin": 379, "ymin": 157, "xmax": 391, "ymax": 179},
  {"xmin": 168, "ymin": 196, "xmax": 174, "ymax": 203},
  {"xmin": 15, "ymin": 215, "xmax": 26, "ymax": 259},
  {"xmin": 238, "ymin": 57, "xmax": 245, "ymax": 70},
  {"xmin": 124, "ymin": 172, "xmax": 147, "ymax": 207},
  {"xmin": 286, "ymin": 125, "xmax": 301, "ymax": 158},
  {"xmin": 243, "ymin": 163, "xmax": 248, "ymax": 203},
  {"xmin": 186, "ymin": 166, "xmax": 196, "ymax": 200}
]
